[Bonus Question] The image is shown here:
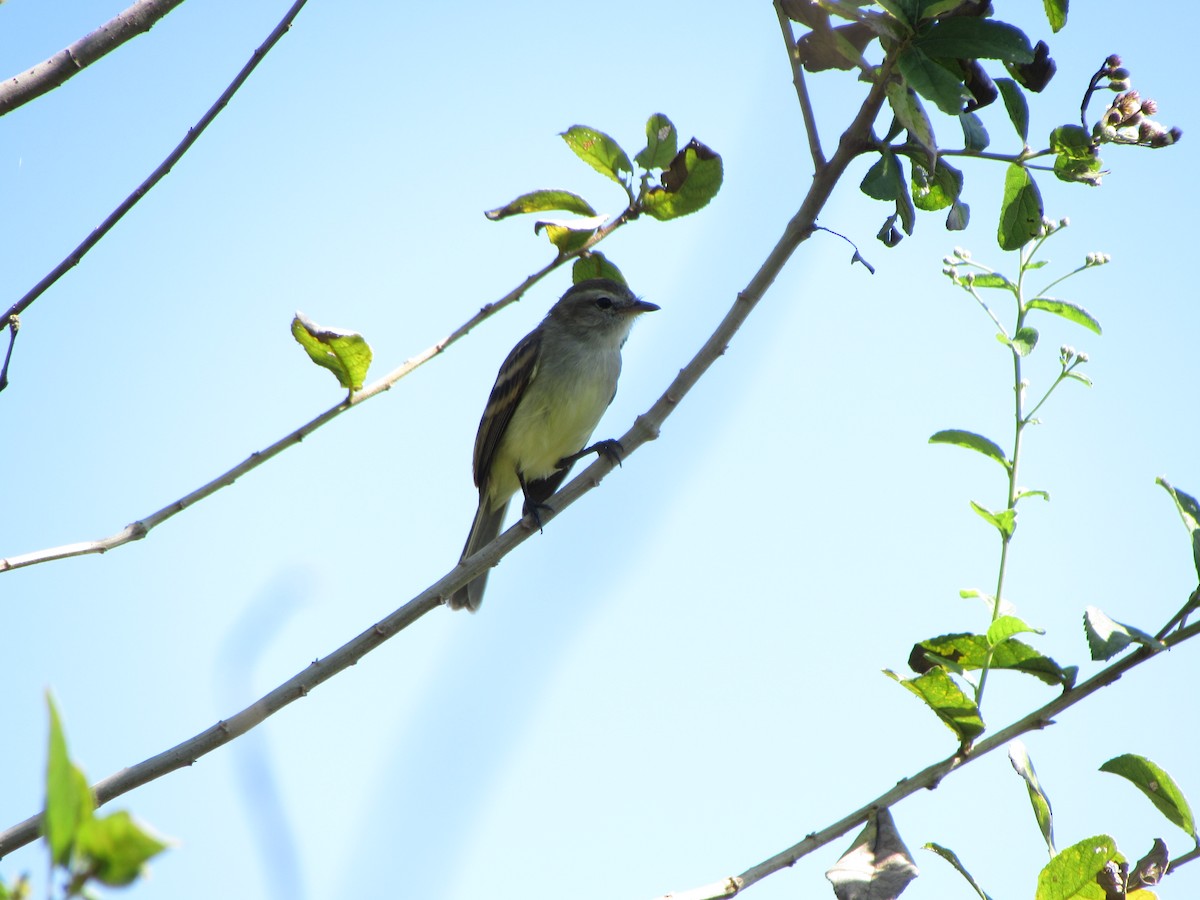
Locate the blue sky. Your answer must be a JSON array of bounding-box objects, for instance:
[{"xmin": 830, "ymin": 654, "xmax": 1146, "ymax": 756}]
[{"xmin": 2, "ymin": 2, "xmax": 1198, "ymax": 899}]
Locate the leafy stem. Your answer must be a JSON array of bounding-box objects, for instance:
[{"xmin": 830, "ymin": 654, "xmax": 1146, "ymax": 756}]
[
  {"xmin": 940, "ymin": 220, "xmax": 1105, "ymax": 715},
  {"xmin": 976, "ymin": 258, "xmax": 1030, "ymax": 709}
]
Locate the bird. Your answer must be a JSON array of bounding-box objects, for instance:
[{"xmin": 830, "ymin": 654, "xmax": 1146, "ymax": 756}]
[{"xmin": 449, "ymin": 278, "xmax": 658, "ymax": 611}]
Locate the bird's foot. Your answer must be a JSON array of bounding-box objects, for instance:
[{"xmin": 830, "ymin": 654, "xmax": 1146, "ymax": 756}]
[{"xmin": 556, "ymin": 438, "xmax": 624, "ymax": 470}]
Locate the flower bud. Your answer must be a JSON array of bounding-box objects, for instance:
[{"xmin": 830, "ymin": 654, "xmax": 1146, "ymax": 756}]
[
  {"xmin": 1117, "ymin": 90, "xmax": 1141, "ymax": 116},
  {"xmin": 1141, "ymin": 98, "xmax": 1158, "ymax": 115},
  {"xmin": 1105, "ymin": 54, "xmax": 1122, "ymax": 69},
  {"xmin": 1138, "ymin": 120, "xmax": 1164, "ymax": 143}
]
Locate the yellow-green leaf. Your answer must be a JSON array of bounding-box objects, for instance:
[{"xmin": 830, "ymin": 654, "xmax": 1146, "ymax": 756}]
[{"xmin": 291, "ymin": 313, "xmax": 373, "ymax": 392}]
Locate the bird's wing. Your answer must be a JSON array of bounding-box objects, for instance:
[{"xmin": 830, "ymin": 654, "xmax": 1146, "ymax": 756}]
[{"xmin": 472, "ymin": 328, "xmax": 541, "ymax": 490}]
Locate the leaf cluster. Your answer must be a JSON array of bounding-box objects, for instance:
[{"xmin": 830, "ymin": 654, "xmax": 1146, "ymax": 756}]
[
  {"xmin": 878, "ymin": 217, "xmax": 1200, "ymax": 899},
  {"xmin": 291, "ymin": 114, "xmax": 722, "ymax": 393},
  {"xmin": 785, "ymin": 0, "xmax": 1180, "ymax": 250},
  {"xmin": 41, "ymin": 694, "xmax": 169, "ymax": 896},
  {"xmin": 486, "ymin": 113, "xmax": 723, "ymax": 269}
]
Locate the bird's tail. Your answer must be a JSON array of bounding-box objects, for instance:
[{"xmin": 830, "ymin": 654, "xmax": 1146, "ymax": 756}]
[{"xmin": 448, "ymin": 498, "xmax": 509, "ymax": 612}]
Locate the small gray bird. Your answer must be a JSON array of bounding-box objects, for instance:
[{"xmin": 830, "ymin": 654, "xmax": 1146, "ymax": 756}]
[{"xmin": 449, "ymin": 278, "xmax": 658, "ymax": 611}]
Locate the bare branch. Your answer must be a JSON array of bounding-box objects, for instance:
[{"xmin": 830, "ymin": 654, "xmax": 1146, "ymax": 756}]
[
  {"xmin": 0, "ymin": 38, "xmax": 896, "ymax": 860},
  {"xmin": 0, "ymin": 208, "xmax": 639, "ymax": 571},
  {"xmin": 0, "ymin": 0, "xmax": 189, "ymax": 118},
  {"xmin": 652, "ymin": 618, "xmax": 1200, "ymax": 899},
  {"xmin": 0, "ymin": 0, "xmax": 310, "ymax": 336},
  {"xmin": 773, "ymin": 0, "xmax": 826, "ymax": 170},
  {"xmin": 0, "ymin": 317, "xmax": 18, "ymax": 392}
]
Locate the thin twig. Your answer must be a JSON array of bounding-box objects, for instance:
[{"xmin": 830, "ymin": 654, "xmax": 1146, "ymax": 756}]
[
  {"xmin": 0, "ymin": 0, "xmax": 309, "ymax": 335},
  {"xmin": 0, "ymin": 317, "xmax": 18, "ymax": 392},
  {"xmin": 0, "ymin": 211, "xmax": 632, "ymax": 572},
  {"xmin": 0, "ymin": 0, "xmax": 189, "ymax": 117},
  {"xmin": 647, "ymin": 618, "xmax": 1200, "ymax": 900},
  {"xmin": 0, "ymin": 39, "xmax": 896, "ymax": 860},
  {"xmin": 773, "ymin": 0, "xmax": 826, "ymax": 170}
]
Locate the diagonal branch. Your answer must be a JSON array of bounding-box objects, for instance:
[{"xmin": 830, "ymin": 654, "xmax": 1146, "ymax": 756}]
[
  {"xmin": 0, "ymin": 0, "xmax": 189, "ymax": 118},
  {"xmin": 0, "ymin": 44, "xmax": 895, "ymax": 857},
  {"xmin": 773, "ymin": 0, "xmax": 826, "ymax": 170},
  {"xmin": 0, "ymin": 0, "xmax": 309, "ymax": 343},
  {"xmin": 646, "ymin": 618, "xmax": 1200, "ymax": 900},
  {"xmin": 0, "ymin": 210, "xmax": 634, "ymax": 572}
]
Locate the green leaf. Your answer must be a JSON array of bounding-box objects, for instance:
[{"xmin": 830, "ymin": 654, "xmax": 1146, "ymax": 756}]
[
  {"xmin": 885, "ymin": 81, "xmax": 937, "ymax": 169},
  {"xmin": 533, "ymin": 214, "xmax": 606, "ymax": 255},
  {"xmin": 1043, "ymin": 0, "xmax": 1067, "ymax": 33},
  {"xmin": 572, "ymin": 252, "xmax": 625, "ymax": 286},
  {"xmin": 1053, "ymin": 152, "xmax": 1104, "ymax": 186},
  {"xmin": 1050, "ymin": 125, "xmax": 1095, "ymax": 159},
  {"xmin": 560, "ymin": 125, "xmax": 634, "ymax": 186},
  {"xmin": 1156, "ymin": 477, "xmax": 1200, "ymax": 579},
  {"xmin": 959, "ymin": 112, "xmax": 990, "ymax": 152},
  {"xmin": 1009, "ymin": 739, "xmax": 1056, "ymax": 855},
  {"xmin": 918, "ymin": 0, "xmax": 968, "ymax": 18},
  {"xmin": 75, "ymin": 811, "xmax": 169, "ymax": 887},
  {"xmin": 875, "ymin": 0, "xmax": 919, "ymax": 27},
  {"xmin": 971, "ymin": 500, "xmax": 1016, "ymax": 539},
  {"xmin": 878, "ymin": 213, "xmax": 904, "ymax": 247},
  {"xmin": 998, "ymin": 164, "xmax": 1043, "ymax": 250},
  {"xmin": 1035, "ymin": 835, "xmax": 1118, "ymax": 900},
  {"xmin": 924, "ymin": 843, "xmax": 996, "ymax": 900},
  {"xmin": 633, "ymin": 113, "xmax": 678, "ymax": 170},
  {"xmin": 795, "ymin": 20, "xmax": 877, "ymax": 72},
  {"xmin": 0, "ymin": 874, "xmax": 30, "ymax": 900},
  {"xmin": 915, "ymin": 18, "xmax": 1035, "ymax": 64},
  {"xmin": 1026, "ymin": 298, "xmax": 1102, "ymax": 334},
  {"xmin": 911, "ymin": 160, "xmax": 963, "ymax": 211},
  {"xmin": 960, "ymin": 589, "xmax": 1018, "ymax": 619},
  {"xmin": 483, "ymin": 189, "xmax": 597, "ymax": 221},
  {"xmin": 861, "ymin": 151, "xmax": 905, "ymax": 201},
  {"xmin": 291, "ymin": 313, "xmax": 373, "ymax": 392},
  {"xmin": 968, "ymin": 273, "xmax": 1013, "ymax": 289},
  {"xmin": 1012, "ymin": 325, "xmax": 1039, "ymax": 356},
  {"xmin": 912, "ymin": 633, "xmax": 1075, "ymax": 689},
  {"xmin": 1101, "ymin": 755, "xmax": 1196, "ymax": 839},
  {"xmin": 885, "ymin": 666, "xmax": 985, "ymax": 742},
  {"xmin": 44, "ymin": 693, "xmax": 94, "ymax": 867},
  {"xmin": 898, "ymin": 46, "xmax": 970, "ymax": 116},
  {"xmin": 1156, "ymin": 477, "xmax": 1200, "ymax": 530},
  {"xmin": 996, "ymin": 78, "xmax": 1029, "ymax": 142},
  {"xmin": 895, "ymin": 184, "xmax": 917, "ymax": 237},
  {"xmin": 987, "ymin": 615, "xmax": 1044, "ymax": 646},
  {"xmin": 1084, "ymin": 606, "xmax": 1168, "ymax": 661},
  {"xmin": 991, "ymin": 639, "xmax": 1076, "ymax": 689},
  {"xmin": 929, "ymin": 429, "xmax": 1009, "ymax": 469},
  {"xmin": 642, "ymin": 138, "xmax": 723, "ymax": 221},
  {"xmin": 1016, "ymin": 488, "xmax": 1051, "ymax": 502},
  {"xmin": 947, "ymin": 198, "xmax": 970, "ymax": 231},
  {"xmin": 1049, "ymin": 125, "xmax": 1102, "ymax": 184}
]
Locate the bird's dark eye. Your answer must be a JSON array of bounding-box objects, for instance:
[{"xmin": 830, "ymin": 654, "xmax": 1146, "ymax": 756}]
[{"xmin": 595, "ymin": 295, "xmax": 613, "ymax": 309}]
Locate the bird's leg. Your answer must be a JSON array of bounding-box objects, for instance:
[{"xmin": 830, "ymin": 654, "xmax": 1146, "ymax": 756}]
[
  {"xmin": 518, "ymin": 472, "xmax": 554, "ymax": 533},
  {"xmin": 556, "ymin": 438, "xmax": 624, "ymax": 470}
]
